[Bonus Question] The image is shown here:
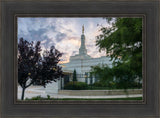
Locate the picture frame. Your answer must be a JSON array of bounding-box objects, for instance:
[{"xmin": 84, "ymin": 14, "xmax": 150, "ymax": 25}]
[
  {"xmin": 15, "ymin": 15, "xmax": 145, "ymax": 104},
  {"xmin": 1, "ymin": 0, "xmax": 160, "ymax": 118}
]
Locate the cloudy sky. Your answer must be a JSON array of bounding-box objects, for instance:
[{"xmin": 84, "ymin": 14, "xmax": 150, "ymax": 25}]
[{"xmin": 18, "ymin": 17, "xmax": 113, "ymax": 63}]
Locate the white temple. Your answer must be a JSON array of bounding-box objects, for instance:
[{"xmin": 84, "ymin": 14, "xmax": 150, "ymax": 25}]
[
  {"xmin": 45, "ymin": 25, "xmax": 113, "ymax": 94},
  {"xmin": 61, "ymin": 26, "xmax": 113, "ymax": 84}
]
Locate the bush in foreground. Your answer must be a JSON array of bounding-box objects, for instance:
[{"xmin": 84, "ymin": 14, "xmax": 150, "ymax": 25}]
[{"xmin": 64, "ymin": 81, "xmax": 88, "ymax": 90}]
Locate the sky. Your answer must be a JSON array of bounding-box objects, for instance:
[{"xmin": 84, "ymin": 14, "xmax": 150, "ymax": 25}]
[{"xmin": 18, "ymin": 17, "xmax": 113, "ymax": 63}]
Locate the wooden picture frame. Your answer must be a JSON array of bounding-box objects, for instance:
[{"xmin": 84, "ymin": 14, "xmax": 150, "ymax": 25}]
[{"xmin": 1, "ymin": 0, "xmax": 160, "ymax": 117}]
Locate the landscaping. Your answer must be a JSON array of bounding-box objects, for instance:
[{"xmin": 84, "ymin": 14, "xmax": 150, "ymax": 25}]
[
  {"xmin": 63, "ymin": 81, "xmax": 142, "ymax": 90},
  {"xmin": 25, "ymin": 95, "xmax": 142, "ymax": 101}
]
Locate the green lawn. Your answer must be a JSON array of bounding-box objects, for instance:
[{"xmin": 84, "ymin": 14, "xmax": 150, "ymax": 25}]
[{"xmin": 25, "ymin": 96, "xmax": 142, "ymax": 101}]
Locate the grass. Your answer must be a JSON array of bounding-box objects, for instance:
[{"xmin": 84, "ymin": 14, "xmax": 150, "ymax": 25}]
[
  {"xmin": 25, "ymin": 96, "xmax": 142, "ymax": 101},
  {"xmin": 46, "ymin": 97, "xmax": 142, "ymax": 100}
]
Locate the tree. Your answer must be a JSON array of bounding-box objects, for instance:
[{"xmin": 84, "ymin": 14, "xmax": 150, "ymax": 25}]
[
  {"xmin": 90, "ymin": 64, "xmax": 113, "ymax": 87},
  {"xmin": 96, "ymin": 18, "xmax": 142, "ymax": 89},
  {"xmin": 73, "ymin": 69, "xmax": 77, "ymax": 82},
  {"xmin": 18, "ymin": 38, "xmax": 63, "ymax": 100}
]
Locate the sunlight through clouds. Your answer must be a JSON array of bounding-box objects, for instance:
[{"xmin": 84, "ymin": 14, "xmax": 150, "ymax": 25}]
[{"xmin": 18, "ymin": 17, "xmax": 112, "ymax": 63}]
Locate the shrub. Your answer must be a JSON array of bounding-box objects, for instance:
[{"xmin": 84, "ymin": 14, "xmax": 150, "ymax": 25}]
[
  {"xmin": 92, "ymin": 81, "xmax": 117, "ymax": 89},
  {"xmin": 92, "ymin": 82, "xmax": 104, "ymax": 87},
  {"xmin": 64, "ymin": 81, "xmax": 88, "ymax": 90},
  {"xmin": 47, "ymin": 95, "xmax": 51, "ymax": 99},
  {"xmin": 25, "ymin": 95, "xmax": 55, "ymax": 100},
  {"xmin": 29, "ymin": 95, "xmax": 42, "ymax": 100}
]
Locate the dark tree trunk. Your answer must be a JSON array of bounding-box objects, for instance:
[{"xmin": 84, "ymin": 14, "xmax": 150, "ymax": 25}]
[{"xmin": 21, "ymin": 87, "xmax": 26, "ymax": 100}]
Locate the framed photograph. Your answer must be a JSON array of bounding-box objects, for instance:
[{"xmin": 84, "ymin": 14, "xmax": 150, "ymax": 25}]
[
  {"xmin": 1, "ymin": 0, "xmax": 160, "ymax": 118},
  {"xmin": 16, "ymin": 16, "xmax": 144, "ymax": 103}
]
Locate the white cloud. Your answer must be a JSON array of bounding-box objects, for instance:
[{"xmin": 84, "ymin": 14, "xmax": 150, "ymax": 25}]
[
  {"xmin": 41, "ymin": 40, "xmax": 47, "ymax": 44},
  {"xmin": 18, "ymin": 17, "xmax": 112, "ymax": 63}
]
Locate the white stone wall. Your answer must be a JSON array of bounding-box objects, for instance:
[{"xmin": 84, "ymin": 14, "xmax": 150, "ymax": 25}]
[
  {"xmin": 62, "ymin": 55, "xmax": 113, "ymax": 84},
  {"xmin": 60, "ymin": 31, "xmax": 113, "ymax": 85}
]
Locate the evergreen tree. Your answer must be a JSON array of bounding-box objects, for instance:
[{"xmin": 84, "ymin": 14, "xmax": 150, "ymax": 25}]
[{"xmin": 73, "ymin": 69, "xmax": 77, "ymax": 82}]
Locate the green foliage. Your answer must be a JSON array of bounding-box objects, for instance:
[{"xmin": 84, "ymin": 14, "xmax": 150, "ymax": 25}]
[
  {"xmin": 92, "ymin": 82, "xmax": 104, "ymax": 87},
  {"xmin": 64, "ymin": 81, "xmax": 88, "ymax": 90},
  {"xmin": 28, "ymin": 95, "xmax": 42, "ymax": 100},
  {"xmin": 92, "ymin": 82, "xmax": 116, "ymax": 89},
  {"xmin": 95, "ymin": 18, "xmax": 142, "ymax": 89},
  {"xmin": 47, "ymin": 95, "xmax": 51, "ymax": 99},
  {"xmin": 73, "ymin": 69, "xmax": 77, "ymax": 82},
  {"xmin": 90, "ymin": 64, "xmax": 114, "ymax": 87},
  {"xmin": 25, "ymin": 95, "xmax": 55, "ymax": 100}
]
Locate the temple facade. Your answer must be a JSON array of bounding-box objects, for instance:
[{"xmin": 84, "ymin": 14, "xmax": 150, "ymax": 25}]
[
  {"xmin": 61, "ymin": 26, "xmax": 113, "ymax": 84},
  {"xmin": 45, "ymin": 26, "xmax": 113, "ymax": 94}
]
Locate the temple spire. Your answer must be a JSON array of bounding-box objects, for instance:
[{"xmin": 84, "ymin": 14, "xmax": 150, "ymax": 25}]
[
  {"xmin": 79, "ymin": 25, "xmax": 87, "ymax": 55},
  {"xmin": 82, "ymin": 25, "xmax": 84, "ymax": 34}
]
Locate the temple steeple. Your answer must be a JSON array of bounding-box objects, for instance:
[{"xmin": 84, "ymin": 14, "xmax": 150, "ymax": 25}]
[
  {"xmin": 79, "ymin": 25, "xmax": 87, "ymax": 55},
  {"xmin": 82, "ymin": 25, "xmax": 84, "ymax": 34}
]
